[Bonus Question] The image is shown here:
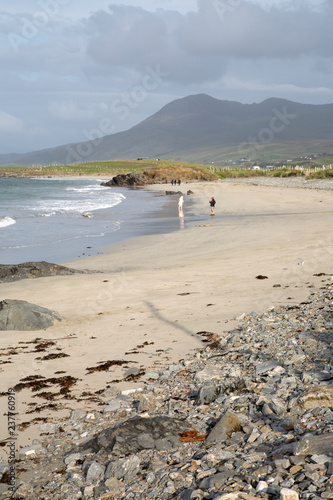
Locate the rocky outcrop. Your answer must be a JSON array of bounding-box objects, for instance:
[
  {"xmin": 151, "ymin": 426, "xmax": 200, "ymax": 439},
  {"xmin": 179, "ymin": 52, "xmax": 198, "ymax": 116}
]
[
  {"xmin": 101, "ymin": 166, "xmax": 217, "ymax": 188},
  {"xmin": 0, "ymin": 299, "xmax": 61, "ymax": 330},
  {"xmin": 0, "ymin": 261, "xmax": 95, "ymax": 283},
  {"xmin": 101, "ymin": 173, "xmax": 150, "ymax": 187}
]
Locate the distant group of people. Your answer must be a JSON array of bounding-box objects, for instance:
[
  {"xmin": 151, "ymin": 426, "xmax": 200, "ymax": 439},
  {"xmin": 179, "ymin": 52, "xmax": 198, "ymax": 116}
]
[{"xmin": 171, "ymin": 179, "xmax": 181, "ymax": 186}]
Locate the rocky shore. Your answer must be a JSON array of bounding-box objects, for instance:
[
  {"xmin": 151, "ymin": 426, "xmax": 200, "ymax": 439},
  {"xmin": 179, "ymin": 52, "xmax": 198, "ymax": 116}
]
[
  {"xmin": 1, "ymin": 277, "xmax": 332, "ymax": 500},
  {"xmin": 221, "ymin": 177, "xmax": 333, "ymax": 191}
]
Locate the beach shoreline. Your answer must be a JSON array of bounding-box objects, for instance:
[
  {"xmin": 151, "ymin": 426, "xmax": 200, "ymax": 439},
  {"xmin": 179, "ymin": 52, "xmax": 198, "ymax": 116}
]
[{"xmin": 0, "ymin": 178, "xmax": 332, "ymax": 454}]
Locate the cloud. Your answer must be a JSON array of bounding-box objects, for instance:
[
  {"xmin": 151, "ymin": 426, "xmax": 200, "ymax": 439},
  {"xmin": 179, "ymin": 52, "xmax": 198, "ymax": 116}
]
[
  {"xmin": 84, "ymin": 4, "xmax": 228, "ymax": 84},
  {"xmin": 0, "ymin": 111, "xmax": 23, "ymax": 132},
  {"xmin": 180, "ymin": 0, "xmax": 333, "ymax": 59},
  {"xmin": 83, "ymin": 1, "xmax": 333, "ymax": 86},
  {"xmin": 0, "ymin": 0, "xmax": 333, "ymax": 153},
  {"xmin": 221, "ymin": 76, "xmax": 333, "ymax": 96}
]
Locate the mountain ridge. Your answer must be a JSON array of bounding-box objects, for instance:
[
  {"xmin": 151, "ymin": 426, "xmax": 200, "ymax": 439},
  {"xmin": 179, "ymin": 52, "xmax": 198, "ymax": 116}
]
[{"xmin": 1, "ymin": 94, "xmax": 333, "ymax": 166}]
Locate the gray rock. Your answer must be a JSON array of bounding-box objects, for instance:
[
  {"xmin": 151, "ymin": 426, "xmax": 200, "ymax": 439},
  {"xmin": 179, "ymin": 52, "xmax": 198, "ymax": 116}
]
[
  {"xmin": 269, "ymin": 396, "xmax": 286, "ymax": 415},
  {"xmin": 138, "ymin": 394, "xmax": 157, "ymax": 412},
  {"xmin": 293, "ymin": 386, "xmax": 333, "ymax": 410},
  {"xmin": 194, "ymin": 366, "xmax": 223, "ymax": 383},
  {"xmin": 123, "ymin": 366, "xmax": 140, "ymax": 378},
  {"xmin": 85, "ymin": 461, "xmax": 105, "ymax": 485},
  {"xmin": 64, "ymin": 452, "xmax": 84, "ymax": 465},
  {"xmin": 294, "ymin": 433, "xmax": 333, "ymax": 456},
  {"xmin": 0, "ymin": 299, "xmax": 61, "ymax": 331},
  {"xmin": 38, "ymin": 423, "xmax": 59, "ymax": 434},
  {"xmin": 144, "ymin": 371, "xmax": 159, "ymax": 380},
  {"xmin": 199, "ymin": 470, "xmax": 234, "ymax": 490},
  {"xmin": 70, "ymin": 409, "xmax": 87, "ymax": 421},
  {"xmin": 100, "ymin": 387, "xmax": 121, "ymax": 398},
  {"xmin": 206, "ymin": 412, "xmax": 242, "ymax": 444},
  {"xmin": 255, "ymin": 360, "xmax": 280, "ymax": 375},
  {"xmin": 0, "ymin": 261, "xmax": 92, "ymax": 284},
  {"xmin": 311, "ymin": 454, "xmax": 332, "ymax": 464},
  {"xmin": 78, "ymin": 416, "xmax": 195, "ymax": 456},
  {"xmin": 103, "ymin": 401, "xmax": 122, "ymax": 414},
  {"xmin": 18, "ymin": 443, "xmax": 45, "ymax": 459},
  {"xmin": 190, "ymin": 490, "xmax": 205, "ymax": 499},
  {"xmin": 321, "ymin": 491, "xmax": 333, "ymax": 499},
  {"xmin": 102, "ymin": 173, "xmax": 150, "ymax": 187},
  {"xmin": 103, "ymin": 394, "xmax": 130, "ymax": 414},
  {"xmin": 137, "ymin": 433, "xmax": 155, "ymax": 449},
  {"xmin": 196, "ymin": 383, "xmax": 218, "ymax": 405},
  {"xmin": 105, "ymin": 455, "xmax": 141, "ymax": 480}
]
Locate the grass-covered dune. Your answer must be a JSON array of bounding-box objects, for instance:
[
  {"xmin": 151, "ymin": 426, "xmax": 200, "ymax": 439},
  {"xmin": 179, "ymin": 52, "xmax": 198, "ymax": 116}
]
[{"xmin": 0, "ymin": 158, "xmax": 332, "ymax": 180}]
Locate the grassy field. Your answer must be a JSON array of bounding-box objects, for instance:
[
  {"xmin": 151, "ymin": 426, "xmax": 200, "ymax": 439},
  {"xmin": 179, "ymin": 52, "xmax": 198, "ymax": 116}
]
[
  {"xmin": 0, "ymin": 158, "xmax": 332, "ymax": 180},
  {"xmin": 0, "ymin": 159, "xmax": 212, "ymax": 178}
]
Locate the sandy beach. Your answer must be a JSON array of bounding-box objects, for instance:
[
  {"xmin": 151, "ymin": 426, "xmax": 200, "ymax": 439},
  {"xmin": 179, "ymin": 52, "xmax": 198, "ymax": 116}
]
[{"xmin": 0, "ymin": 178, "xmax": 332, "ymax": 455}]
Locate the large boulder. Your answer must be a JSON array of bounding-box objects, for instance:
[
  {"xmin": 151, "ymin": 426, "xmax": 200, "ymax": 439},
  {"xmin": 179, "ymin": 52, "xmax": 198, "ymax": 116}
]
[
  {"xmin": 77, "ymin": 416, "xmax": 195, "ymax": 457},
  {"xmin": 0, "ymin": 299, "xmax": 62, "ymax": 331}
]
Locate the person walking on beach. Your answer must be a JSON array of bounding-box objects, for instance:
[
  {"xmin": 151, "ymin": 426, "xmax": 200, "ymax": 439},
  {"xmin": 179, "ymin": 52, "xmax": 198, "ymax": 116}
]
[
  {"xmin": 209, "ymin": 196, "xmax": 216, "ymax": 215},
  {"xmin": 178, "ymin": 195, "xmax": 184, "ymax": 217}
]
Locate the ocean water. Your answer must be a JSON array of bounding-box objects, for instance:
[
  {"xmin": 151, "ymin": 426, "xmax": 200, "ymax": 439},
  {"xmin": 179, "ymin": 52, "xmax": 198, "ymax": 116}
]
[{"xmin": 0, "ymin": 177, "xmax": 196, "ymax": 265}]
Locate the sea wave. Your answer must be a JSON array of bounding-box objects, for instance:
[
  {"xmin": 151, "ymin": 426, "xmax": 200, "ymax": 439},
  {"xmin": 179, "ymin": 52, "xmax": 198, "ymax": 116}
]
[
  {"xmin": 37, "ymin": 212, "xmax": 57, "ymax": 217},
  {"xmin": 66, "ymin": 184, "xmax": 108, "ymax": 193},
  {"xmin": 0, "ymin": 216, "xmax": 16, "ymax": 228},
  {"xmin": 31, "ymin": 192, "xmax": 126, "ymax": 215}
]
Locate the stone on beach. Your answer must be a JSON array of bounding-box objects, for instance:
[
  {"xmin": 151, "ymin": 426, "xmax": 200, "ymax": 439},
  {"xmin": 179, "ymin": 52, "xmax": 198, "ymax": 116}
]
[
  {"xmin": 206, "ymin": 412, "xmax": 242, "ymax": 444},
  {"xmin": 0, "ymin": 261, "xmax": 94, "ymax": 283},
  {"xmin": 294, "ymin": 432, "xmax": 333, "ymax": 456},
  {"xmin": 78, "ymin": 416, "xmax": 195, "ymax": 456},
  {"xmin": 0, "ymin": 299, "xmax": 61, "ymax": 330}
]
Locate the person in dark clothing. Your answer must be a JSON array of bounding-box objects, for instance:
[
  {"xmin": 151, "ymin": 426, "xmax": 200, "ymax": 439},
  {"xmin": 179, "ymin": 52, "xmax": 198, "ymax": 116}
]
[{"xmin": 209, "ymin": 196, "xmax": 216, "ymax": 215}]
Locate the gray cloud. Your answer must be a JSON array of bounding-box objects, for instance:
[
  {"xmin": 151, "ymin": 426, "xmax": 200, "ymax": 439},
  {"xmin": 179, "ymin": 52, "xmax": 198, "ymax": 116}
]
[
  {"xmin": 0, "ymin": 0, "xmax": 332, "ymax": 153},
  {"xmin": 81, "ymin": 1, "xmax": 333, "ymax": 90}
]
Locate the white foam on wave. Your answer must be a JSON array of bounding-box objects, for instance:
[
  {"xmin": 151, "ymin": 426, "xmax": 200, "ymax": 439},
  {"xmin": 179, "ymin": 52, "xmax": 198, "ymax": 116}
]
[
  {"xmin": 31, "ymin": 191, "xmax": 126, "ymax": 215},
  {"xmin": 66, "ymin": 184, "xmax": 107, "ymax": 193},
  {"xmin": 0, "ymin": 216, "xmax": 16, "ymax": 228},
  {"xmin": 37, "ymin": 211, "xmax": 57, "ymax": 217}
]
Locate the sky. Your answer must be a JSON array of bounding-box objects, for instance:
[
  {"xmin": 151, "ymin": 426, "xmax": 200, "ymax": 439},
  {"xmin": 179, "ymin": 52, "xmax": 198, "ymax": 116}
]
[{"xmin": 1, "ymin": 0, "xmax": 332, "ymax": 154}]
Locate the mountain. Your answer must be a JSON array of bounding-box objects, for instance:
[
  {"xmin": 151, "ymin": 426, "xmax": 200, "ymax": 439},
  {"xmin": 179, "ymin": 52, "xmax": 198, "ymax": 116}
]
[{"xmin": 1, "ymin": 94, "xmax": 333, "ymax": 166}]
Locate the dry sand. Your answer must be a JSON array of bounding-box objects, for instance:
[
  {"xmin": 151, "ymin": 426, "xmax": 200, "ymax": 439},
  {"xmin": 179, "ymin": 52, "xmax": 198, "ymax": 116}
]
[{"xmin": 0, "ymin": 179, "xmax": 332, "ymax": 455}]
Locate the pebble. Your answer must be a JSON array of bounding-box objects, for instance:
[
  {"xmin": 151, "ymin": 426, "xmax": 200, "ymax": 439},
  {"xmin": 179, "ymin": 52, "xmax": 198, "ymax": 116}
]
[{"xmin": 0, "ymin": 281, "xmax": 332, "ymax": 499}]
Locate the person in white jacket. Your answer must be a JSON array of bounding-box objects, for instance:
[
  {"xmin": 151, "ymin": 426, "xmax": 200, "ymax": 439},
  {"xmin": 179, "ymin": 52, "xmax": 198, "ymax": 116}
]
[{"xmin": 178, "ymin": 195, "xmax": 184, "ymax": 216}]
